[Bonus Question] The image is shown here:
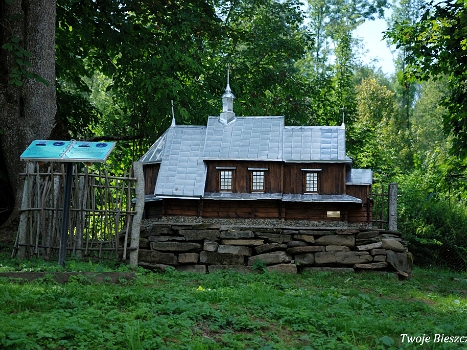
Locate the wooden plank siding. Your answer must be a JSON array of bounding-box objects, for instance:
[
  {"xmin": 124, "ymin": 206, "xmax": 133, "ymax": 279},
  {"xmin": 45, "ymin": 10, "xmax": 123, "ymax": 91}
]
[
  {"xmin": 145, "ymin": 201, "xmax": 163, "ymax": 219},
  {"xmin": 282, "ymin": 163, "xmax": 346, "ymax": 194},
  {"xmin": 145, "ymin": 199, "xmax": 371, "ymax": 223},
  {"xmin": 205, "ymin": 161, "xmax": 282, "ymax": 193},
  {"xmin": 144, "ymin": 161, "xmax": 372, "ymax": 223},
  {"xmin": 162, "ymin": 199, "xmax": 199, "ymax": 217},
  {"xmin": 202, "ymin": 200, "xmax": 280, "ymax": 218},
  {"xmin": 205, "ymin": 161, "xmax": 347, "ymax": 195},
  {"xmin": 283, "ymin": 202, "xmax": 344, "ymax": 221},
  {"xmin": 346, "ymin": 185, "xmax": 372, "ymax": 223},
  {"xmin": 143, "ymin": 164, "xmax": 160, "ymax": 195},
  {"xmin": 346, "ymin": 184, "xmax": 370, "ymax": 201}
]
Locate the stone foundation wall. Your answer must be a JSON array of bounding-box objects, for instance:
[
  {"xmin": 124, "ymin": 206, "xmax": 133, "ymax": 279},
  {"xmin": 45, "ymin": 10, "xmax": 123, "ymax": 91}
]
[{"xmin": 137, "ymin": 220, "xmax": 413, "ymax": 277}]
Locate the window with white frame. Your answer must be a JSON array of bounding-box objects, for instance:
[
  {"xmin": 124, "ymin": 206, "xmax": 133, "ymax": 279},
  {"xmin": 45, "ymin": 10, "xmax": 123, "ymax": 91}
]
[
  {"xmin": 219, "ymin": 170, "xmax": 233, "ymax": 191},
  {"xmin": 248, "ymin": 167, "xmax": 268, "ymax": 193},
  {"xmin": 251, "ymin": 171, "xmax": 265, "ymax": 192},
  {"xmin": 305, "ymin": 172, "xmax": 319, "ymax": 193}
]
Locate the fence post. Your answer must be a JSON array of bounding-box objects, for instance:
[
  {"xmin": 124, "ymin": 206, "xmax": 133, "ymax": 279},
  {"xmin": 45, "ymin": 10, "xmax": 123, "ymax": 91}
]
[
  {"xmin": 129, "ymin": 161, "xmax": 144, "ymax": 267},
  {"xmin": 388, "ymin": 183, "xmax": 398, "ymax": 231}
]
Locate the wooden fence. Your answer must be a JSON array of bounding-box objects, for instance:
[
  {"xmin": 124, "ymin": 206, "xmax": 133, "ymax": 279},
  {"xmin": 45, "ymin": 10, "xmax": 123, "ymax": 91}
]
[
  {"xmin": 371, "ymin": 183, "xmax": 398, "ymax": 230},
  {"xmin": 13, "ymin": 162, "xmax": 144, "ymax": 264},
  {"xmin": 371, "ymin": 184, "xmax": 387, "ymax": 229}
]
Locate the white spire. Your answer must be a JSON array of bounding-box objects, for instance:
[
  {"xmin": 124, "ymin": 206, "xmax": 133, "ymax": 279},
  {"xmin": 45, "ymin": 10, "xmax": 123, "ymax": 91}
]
[
  {"xmin": 341, "ymin": 106, "xmax": 345, "ymax": 127},
  {"xmin": 220, "ymin": 67, "xmax": 236, "ymax": 124},
  {"xmin": 171, "ymin": 100, "xmax": 176, "ymax": 127}
]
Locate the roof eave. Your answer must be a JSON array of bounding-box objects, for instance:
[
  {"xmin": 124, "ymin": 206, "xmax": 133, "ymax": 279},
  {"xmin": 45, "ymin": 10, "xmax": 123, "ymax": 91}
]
[
  {"xmin": 154, "ymin": 195, "xmax": 202, "ymax": 200},
  {"xmin": 283, "ymin": 159, "xmax": 353, "ymax": 164}
]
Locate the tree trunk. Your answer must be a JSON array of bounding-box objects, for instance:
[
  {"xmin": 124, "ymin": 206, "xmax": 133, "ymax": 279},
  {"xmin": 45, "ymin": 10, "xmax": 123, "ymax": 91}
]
[{"xmin": 0, "ymin": 0, "xmax": 56, "ymax": 227}]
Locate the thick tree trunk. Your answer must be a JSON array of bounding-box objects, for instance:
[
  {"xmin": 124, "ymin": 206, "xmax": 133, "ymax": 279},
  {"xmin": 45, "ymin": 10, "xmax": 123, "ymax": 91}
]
[{"xmin": 0, "ymin": 0, "xmax": 56, "ymax": 226}]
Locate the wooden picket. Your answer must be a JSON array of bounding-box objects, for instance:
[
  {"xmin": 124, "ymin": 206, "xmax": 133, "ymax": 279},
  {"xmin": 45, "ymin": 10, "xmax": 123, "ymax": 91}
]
[{"xmin": 371, "ymin": 183, "xmax": 388, "ymax": 229}]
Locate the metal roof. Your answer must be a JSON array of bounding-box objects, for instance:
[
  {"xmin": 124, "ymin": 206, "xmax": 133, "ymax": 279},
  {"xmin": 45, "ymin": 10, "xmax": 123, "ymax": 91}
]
[
  {"xmin": 283, "ymin": 125, "xmax": 350, "ymax": 162},
  {"xmin": 282, "ymin": 194, "xmax": 362, "ymax": 203},
  {"xmin": 203, "ymin": 192, "xmax": 283, "ymax": 200},
  {"xmin": 140, "ymin": 115, "xmax": 371, "ymax": 201},
  {"xmin": 139, "ymin": 129, "xmax": 169, "ymax": 164},
  {"xmin": 153, "ymin": 125, "xmax": 207, "ymax": 198},
  {"xmin": 346, "ymin": 169, "xmax": 373, "ymax": 185},
  {"xmin": 203, "ymin": 116, "xmax": 284, "ymax": 161},
  {"xmin": 204, "ymin": 192, "xmax": 362, "ymax": 203}
]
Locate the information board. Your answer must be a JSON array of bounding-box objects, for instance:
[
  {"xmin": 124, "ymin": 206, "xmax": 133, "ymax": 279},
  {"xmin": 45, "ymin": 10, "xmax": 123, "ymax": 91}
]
[
  {"xmin": 20, "ymin": 139, "xmax": 117, "ymax": 266},
  {"xmin": 20, "ymin": 140, "xmax": 116, "ymax": 163}
]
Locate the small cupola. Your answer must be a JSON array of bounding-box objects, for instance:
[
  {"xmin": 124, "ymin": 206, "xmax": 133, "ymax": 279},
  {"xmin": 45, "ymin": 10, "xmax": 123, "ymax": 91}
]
[{"xmin": 219, "ymin": 70, "xmax": 236, "ymax": 124}]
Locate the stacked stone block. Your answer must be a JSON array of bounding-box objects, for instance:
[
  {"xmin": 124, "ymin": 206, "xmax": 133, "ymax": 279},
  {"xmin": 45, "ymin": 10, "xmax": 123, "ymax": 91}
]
[{"xmin": 136, "ymin": 222, "xmax": 413, "ymax": 277}]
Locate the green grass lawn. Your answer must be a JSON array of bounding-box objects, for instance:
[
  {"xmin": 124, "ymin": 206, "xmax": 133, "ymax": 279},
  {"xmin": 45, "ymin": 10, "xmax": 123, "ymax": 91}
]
[{"xmin": 0, "ymin": 255, "xmax": 466, "ymax": 349}]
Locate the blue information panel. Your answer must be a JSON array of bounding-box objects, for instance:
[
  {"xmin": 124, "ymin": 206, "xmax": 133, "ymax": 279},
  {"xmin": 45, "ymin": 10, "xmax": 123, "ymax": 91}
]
[{"xmin": 20, "ymin": 140, "xmax": 116, "ymax": 163}]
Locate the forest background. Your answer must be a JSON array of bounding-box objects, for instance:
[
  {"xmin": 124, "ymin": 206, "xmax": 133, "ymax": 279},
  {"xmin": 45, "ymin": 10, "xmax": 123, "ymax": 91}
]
[{"xmin": 1, "ymin": 0, "xmax": 466, "ymax": 270}]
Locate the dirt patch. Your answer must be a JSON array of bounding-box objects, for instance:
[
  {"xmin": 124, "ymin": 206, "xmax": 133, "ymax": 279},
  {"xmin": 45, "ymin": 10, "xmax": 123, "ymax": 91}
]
[{"xmin": 0, "ymin": 271, "xmax": 137, "ymax": 284}]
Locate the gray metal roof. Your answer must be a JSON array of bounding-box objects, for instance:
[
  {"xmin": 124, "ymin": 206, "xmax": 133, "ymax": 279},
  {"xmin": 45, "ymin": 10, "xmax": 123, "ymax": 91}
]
[
  {"xmin": 346, "ymin": 169, "xmax": 373, "ymax": 185},
  {"xmin": 140, "ymin": 115, "xmax": 371, "ymax": 200},
  {"xmin": 203, "ymin": 116, "xmax": 284, "ymax": 161},
  {"xmin": 282, "ymin": 194, "xmax": 362, "ymax": 203},
  {"xmin": 203, "ymin": 192, "xmax": 283, "ymax": 200},
  {"xmin": 153, "ymin": 125, "xmax": 207, "ymax": 198},
  {"xmin": 204, "ymin": 192, "xmax": 362, "ymax": 203},
  {"xmin": 283, "ymin": 125, "xmax": 350, "ymax": 162},
  {"xmin": 139, "ymin": 129, "xmax": 169, "ymax": 164}
]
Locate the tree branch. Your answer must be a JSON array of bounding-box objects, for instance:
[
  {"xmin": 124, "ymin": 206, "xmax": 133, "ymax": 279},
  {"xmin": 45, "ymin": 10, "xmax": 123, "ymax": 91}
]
[{"xmin": 85, "ymin": 135, "xmax": 143, "ymax": 142}]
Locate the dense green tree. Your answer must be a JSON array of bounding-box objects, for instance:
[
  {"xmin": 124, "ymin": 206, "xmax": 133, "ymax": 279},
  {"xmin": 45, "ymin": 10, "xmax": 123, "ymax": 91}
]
[
  {"xmin": 214, "ymin": 0, "xmax": 312, "ymax": 124},
  {"xmin": 389, "ymin": 0, "xmax": 425, "ymax": 127},
  {"xmin": 56, "ymin": 0, "xmax": 312, "ymax": 161},
  {"xmin": 57, "ymin": 0, "xmax": 221, "ymax": 141},
  {"xmin": 349, "ymin": 78, "xmax": 395, "ymax": 170},
  {"xmin": 411, "ymin": 79, "xmax": 449, "ymax": 167},
  {"xmin": 298, "ymin": 0, "xmax": 389, "ymax": 126},
  {"xmin": 349, "ymin": 76, "xmax": 412, "ymax": 178},
  {"xmin": 385, "ymin": 0, "xmax": 467, "ymax": 157}
]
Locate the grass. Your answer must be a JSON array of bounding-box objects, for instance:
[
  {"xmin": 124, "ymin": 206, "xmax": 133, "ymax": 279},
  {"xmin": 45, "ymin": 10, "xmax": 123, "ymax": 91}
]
[{"xmin": 0, "ymin": 255, "xmax": 466, "ymax": 349}]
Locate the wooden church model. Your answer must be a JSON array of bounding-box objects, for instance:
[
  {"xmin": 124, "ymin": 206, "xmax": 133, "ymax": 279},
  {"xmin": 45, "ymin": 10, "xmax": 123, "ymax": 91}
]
[{"xmin": 140, "ymin": 78, "xmax": 372, "ymax": 223}]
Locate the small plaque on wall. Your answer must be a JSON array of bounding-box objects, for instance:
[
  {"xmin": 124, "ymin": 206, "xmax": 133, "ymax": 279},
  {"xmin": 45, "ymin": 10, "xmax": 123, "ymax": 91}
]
[{"xmin": 327, "ymin": 211, "xmax": 341, "ymax": 218}]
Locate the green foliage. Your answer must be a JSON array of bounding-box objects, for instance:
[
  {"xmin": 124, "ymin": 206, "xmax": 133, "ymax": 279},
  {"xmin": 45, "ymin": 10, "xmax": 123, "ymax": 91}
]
[
  {"xmin": 1, "ymin": 36, "xmax": 49, "ymax": 87},
  {"xmin": 349, "ymin": 77, "xmax": 412, "ymax": 176},
  {"xmin": 252, "ymin": 259, "xmax": 267, "ymax": 273},
  {"xmin": 55, "ymin": 0, "xmax": 315, "ymax": 166},
  {"xmin": 216, "ymin": 0, "xmax": 313, "ymax": 124},
  {"xmin": 56, "ymin": 81, "xmax": 100, "ymax": 139},
  {"xmin": 396, "ymin": 171, "xmax": 467, "ymax": 270},
  {"xmin": 386, "ymin": 0, "xmax": 467, "ymax": 157},
  {"xmin": 411, "ymin": 79, "xmax": 449, "ymax": 166},
  {"xmin": 0, "ymin": 257, "xmax": 466, "ymax": 349}
]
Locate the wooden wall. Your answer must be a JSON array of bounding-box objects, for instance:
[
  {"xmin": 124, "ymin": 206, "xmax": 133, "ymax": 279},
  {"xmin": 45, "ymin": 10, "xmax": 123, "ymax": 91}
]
[
  {"xmin": 143, "ymin": 164, "xmax": 160, "ymax": 195},
  {"xmin": 346, "ymin": 184, "xmax": 370, "ymax": 202},
  {"xmin": 205, "ymin": 161, "xmax": 347, "ymax": 195},
  {"xmin": 145, "ymin": 201, "xmax": 163, "ymax": 219},
  {"xmin": 281, "ymin": 202, "xmax": 335, "ymax": 221},
  {"xmin": 282, "ymin": 163, "xmax": 346, "ymax": 194},
  {"xmin": 202, "ymin": 200, "xmax": 280, "ymax": 219},
  {"xmin": 163, "ymin": 199, "xmax": 199, "ymax": 217},
  {"xmin": 145, "ymin": 199, "xmax": 371, "ymax": 223},
  {"xmin": 204, "ymin": 161, "xmax": 282, "ymax": 193},
  {"xmin": 347, "ymin": 203, "xmax": 372, "ymax": 223},
  {"xmin": 143, "ymin": 160, "xmax": 372, "ymax": 223}
]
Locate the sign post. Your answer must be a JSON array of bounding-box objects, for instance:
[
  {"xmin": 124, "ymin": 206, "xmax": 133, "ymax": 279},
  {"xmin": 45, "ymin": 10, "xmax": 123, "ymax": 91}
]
[{"xmin": 20, "ymin": 140, "xmax": 116, "ymax": 266}]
